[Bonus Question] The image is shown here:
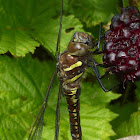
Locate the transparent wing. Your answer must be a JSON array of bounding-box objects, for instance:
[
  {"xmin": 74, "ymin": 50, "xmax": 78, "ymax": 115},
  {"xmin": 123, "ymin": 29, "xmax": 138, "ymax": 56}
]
[
  {"xmin": 55, "ymin": 0, "xmax": 63, "ymax": 59},
  {"xmin": 54, "ymin": 0, "xmax": 63, "ymax": 137},
  {"xmin": 28, "ymin": 0, "xmax": 63, "ymax": 138},
  {"xmin": 28, "ymin": 71, "xmax": 57, "ymax": 140},
  {"xmin": 54, "ymin": 83, "xmax": 62, "ymax": 140}
]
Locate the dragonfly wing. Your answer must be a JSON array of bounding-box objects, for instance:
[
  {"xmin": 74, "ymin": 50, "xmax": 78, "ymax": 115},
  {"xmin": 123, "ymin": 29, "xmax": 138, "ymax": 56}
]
[
  {"xmin": 55, "ymin": 0, "xmax": 63, "ymax": 59},
  {"xmin": 28, "ymin": 105, "xmax": 45, "ymax": 140},
  {"xmin": 28, "ymin": 71, "xmax": 57, "ymax": 140},
  {"xmin": 54, "ymin": 83, "xmax": 62, "ymax": 140}
]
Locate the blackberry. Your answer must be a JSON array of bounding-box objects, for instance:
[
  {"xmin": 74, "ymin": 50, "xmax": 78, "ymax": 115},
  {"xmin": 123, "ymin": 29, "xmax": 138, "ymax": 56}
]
[{"xmin": 103, "ymin": 6, "xmax": 140, "ymax": 82}]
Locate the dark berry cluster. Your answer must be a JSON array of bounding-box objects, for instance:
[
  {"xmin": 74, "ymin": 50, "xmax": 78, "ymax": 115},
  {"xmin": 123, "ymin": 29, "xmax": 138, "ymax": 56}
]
[{"xmin": 103, "ymin": 6, "xmax": 140, "ymax": 82}]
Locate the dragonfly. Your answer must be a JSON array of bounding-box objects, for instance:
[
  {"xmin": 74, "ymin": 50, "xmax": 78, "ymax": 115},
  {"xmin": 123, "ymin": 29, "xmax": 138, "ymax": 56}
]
[{"xmin": 28, "ymin": 0, "xmax": 119, "ymax": 140}]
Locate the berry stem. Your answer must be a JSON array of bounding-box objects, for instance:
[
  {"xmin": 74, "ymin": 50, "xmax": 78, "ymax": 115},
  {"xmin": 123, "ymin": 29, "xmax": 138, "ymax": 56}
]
[
  {"xmin": 121, "ymin": 81, "xmax": 132, "ymax": 105},
  {"xmin": 122, "ymin": 0, "xmax": 129, "ymax": 7},
  {"xmin": 123, "ymin": 0, "xmax": 139, "ymax": 7}
]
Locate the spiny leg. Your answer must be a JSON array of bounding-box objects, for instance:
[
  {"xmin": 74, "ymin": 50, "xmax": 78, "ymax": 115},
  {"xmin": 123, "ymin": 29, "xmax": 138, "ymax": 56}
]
[
  {"xmin": 93, "ymin": 63, "xmax": 111, "ymax": 79},
  {"xmin": 95, "ymin": 62, "xmax": 117, "ymax": 78},
  {"xmin": 99, "ymin": 71, "xmax": 110, "ymax": 79},
  {"xmin": 92, "ymin": 23, "xmax": 102, "ymax": 53},
  {"xmin": 89, "ymin": 65, "xmax": 120, "ymax": 92},
  {"xmin": 96, "ymin": 63, "xmax": 107, "ymax": 68},
  {"xmin": 88, "ymin": 58, "xmax": 110, "ymax": 79},
  {"xmin": 94, "ymin": 51, "xmax": 103, "ymax": 54}
]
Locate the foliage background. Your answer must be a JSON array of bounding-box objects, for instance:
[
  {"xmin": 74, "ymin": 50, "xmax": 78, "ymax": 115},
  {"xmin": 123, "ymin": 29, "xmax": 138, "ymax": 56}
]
[{"xmin": 0, "ymin": 0, "xmax": 140, "ymax": 140}]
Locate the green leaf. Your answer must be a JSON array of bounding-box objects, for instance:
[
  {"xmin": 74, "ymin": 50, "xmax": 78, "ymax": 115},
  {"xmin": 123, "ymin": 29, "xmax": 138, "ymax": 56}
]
[
  {"xmin": 31, "ymin": 15, "xmax": 84, "ymax": 55},
  {"xmin": 0, "ymin": 0, "xmax": 40, "ymax": 56},
  {"xmin": 0, "ymin": 55, "xmax": 120, "ymax": 140},
  {"xmin": 0, "ymin": 29, "xmax": 39, "ymax": 56},
  {"xmin": 122, "ymin": 0, "xmax": 129, "ymax": 7},
  {"xmin": 135, "ymin": 81, "xmax": 140, "ymax": 103},
  {"xmin": 138, "ymin": 3, "xmax": 140, "ymax": 10},
  {"xmin": 42, "ymin": 80, "xmax": 120, "ymax": 140},
  {"xmin": 0, "ymin": 0, "xmax": 85, "ymax": 57},
  {"xmin": 110, "ymin": 82, "xmax": 140, "ymax": 138},
  {"xmin": 113, "ymin": 111, "xmax": 140, "ymax": 138},
  {"xmin": 69, "ymin": 0, "xmax": 118, "ymax": 27},
  {"xmin": 109, "ymin": 103, "xmax": 138, "ymax": 139},
  {"xmin": 0, "ymin": 55, "xmax": 56, "ymax": 139},
  {"xmin": 128, "ymin": 112, "xmax": 140, "ymax": 135}
]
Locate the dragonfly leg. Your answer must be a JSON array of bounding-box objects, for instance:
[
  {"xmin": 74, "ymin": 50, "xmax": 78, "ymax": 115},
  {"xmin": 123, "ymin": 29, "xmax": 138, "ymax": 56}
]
[
  {"xmin": 88, "ymin": 58, "xmax": 109, "ymax": 79},
  {"xmin": 89, "ymin": 64, "xmax": 120, "ymax": 92},
  {"xmin": 94, "ymin": 51, "xmax": 103, "ymax": 54},
  {"xmin": 99, "ymin": 71, "xmax": 110, "ymax": 79},
  {"xmin": 96, "ymin": 63, "xmax": 107, "ymax": 68},
  {"xmin": 88, "ymin": 58, "xmax": 120, "ymax": 92},
  {"xmin": 92, "ymin": 23, "xmax": 102, "ymax": 53},
  {"xmin": 94, "ymin": 63, "xmax": 112, "ymax": 79}
]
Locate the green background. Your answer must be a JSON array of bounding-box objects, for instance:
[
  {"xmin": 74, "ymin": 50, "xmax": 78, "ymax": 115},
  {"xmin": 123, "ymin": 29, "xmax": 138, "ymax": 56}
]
[{"xmin": 0, "ymin": 0, "xmax": 140, "ymax": 140}]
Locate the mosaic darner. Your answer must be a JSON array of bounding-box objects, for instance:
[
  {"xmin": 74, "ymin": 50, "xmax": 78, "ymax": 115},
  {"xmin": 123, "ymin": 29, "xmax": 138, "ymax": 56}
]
[{"xmin": 28, "ymin": 0, "xmax": 118, "ymax": 140}]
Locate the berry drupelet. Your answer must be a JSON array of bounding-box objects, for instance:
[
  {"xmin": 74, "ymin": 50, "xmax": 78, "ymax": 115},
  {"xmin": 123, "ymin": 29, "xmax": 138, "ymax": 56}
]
[{"xmin": 103, "ymin": 6, "xmax": 140, "ymax": 82}]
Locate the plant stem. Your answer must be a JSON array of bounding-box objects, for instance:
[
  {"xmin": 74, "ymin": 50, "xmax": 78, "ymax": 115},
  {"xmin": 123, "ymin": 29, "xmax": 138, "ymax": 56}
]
[{"xmin": 121, "ymin": 81, "xmax": 132, "ymax": 105}]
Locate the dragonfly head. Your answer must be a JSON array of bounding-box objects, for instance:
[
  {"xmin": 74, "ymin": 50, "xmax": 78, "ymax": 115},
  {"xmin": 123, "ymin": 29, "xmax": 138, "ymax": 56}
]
[{"xmin": 67, "ymin": 32, "xmax": 95, "ymax": 56}]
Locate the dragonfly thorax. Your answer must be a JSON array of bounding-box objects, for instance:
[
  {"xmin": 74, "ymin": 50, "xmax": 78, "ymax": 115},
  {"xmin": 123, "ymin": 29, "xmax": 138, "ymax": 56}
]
[
  {"xmin": 57, "ymin": 33, "xmax": 94, "ymax": 140},
  {"xmin": 57, "ymin": 32, "xmax": 95, "ymax": 140},
  {"xmin": 67, "ymin": 32, "xmax": 94, "ymax": 56}
]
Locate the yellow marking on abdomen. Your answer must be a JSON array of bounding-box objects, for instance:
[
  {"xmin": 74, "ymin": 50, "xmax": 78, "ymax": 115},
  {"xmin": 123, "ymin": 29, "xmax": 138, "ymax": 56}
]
[
  {"xmin": 65, "ymin": 73, "xmax": 83, "ymax": 84},
  {"xmin": 73, "ymin": 112, "xmax": 77, "ymax": 116},
  {"xmin": 74, "ymin": 126, "xmax": 78, "ymax": 129},
  {"xmin": 71, "ymin": 87, "xmax": 78, "ymax": 91},
  {"xmin": 65, "ymin": 90, "xmax": 77, "ymax": 96},
  {"xmin": 69, "ymin": 89, "xmax": 77, "ymax": 95},
  {"xmin": 64, "ymin": 61, "xmax": 82, "ymax": 71}
]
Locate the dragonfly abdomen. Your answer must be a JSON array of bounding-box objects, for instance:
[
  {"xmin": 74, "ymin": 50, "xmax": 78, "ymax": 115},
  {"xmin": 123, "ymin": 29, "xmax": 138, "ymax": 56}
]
[
  {"xmin": 58, "ymin": 51, "xmax": 87, "ymax": 140},
  {"xmin": 65, "ymin": 88, "xmax": 81, "ymax": 140}
]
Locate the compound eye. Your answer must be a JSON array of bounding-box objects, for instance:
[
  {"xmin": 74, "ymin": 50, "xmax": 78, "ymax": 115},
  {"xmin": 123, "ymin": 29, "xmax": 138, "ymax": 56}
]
[
  {"xmin": 68, "ymin": 32, "xmax": 95, "ymax": 56},
  {"xmin": 73, "ymin": 32, "xmax": 90, "ymax": 43},
  {"xmin": 85, "ymin": 41, "xmax": 89, "ymax": 45},
  {"xmin": 73, "ymin": 32, "xmax": 79, "ymax": 42}
]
